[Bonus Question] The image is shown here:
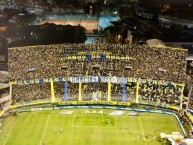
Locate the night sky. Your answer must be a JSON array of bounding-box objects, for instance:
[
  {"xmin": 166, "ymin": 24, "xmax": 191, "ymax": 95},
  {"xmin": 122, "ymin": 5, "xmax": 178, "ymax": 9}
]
[
  {"xmin": 140, "ymin": 0, "xmax": 192, "ymax": 6},
  {"xmin": 158, "ymin": 0, "xmax": 193, "ymax": 5}
]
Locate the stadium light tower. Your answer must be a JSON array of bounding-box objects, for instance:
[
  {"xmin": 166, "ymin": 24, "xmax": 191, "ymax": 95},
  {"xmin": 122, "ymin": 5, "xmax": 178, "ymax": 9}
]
[{"xmin": 89, "ymin": 6, "xmax": 93, "ymax": 16}]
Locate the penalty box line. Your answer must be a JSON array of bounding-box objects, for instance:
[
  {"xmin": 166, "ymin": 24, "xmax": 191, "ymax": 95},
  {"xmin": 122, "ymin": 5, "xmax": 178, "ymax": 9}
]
[
  {"xmin": 72, "ymin": 126, "xmax": 116, "ymax": 128},
  {"xmin": 72, "ymin": 116, "xmax": 116, "ymax": 128}
]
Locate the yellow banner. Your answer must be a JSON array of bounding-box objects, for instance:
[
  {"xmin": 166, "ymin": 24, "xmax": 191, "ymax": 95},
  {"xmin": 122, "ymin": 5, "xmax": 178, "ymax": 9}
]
[
  {"xmin": 58, "ymin": 101, "xmax": 129, "ymax": 106},
  {"xmin": 169, "ymin": 106, "xmax": 180, "ymax": 111},
  {"xmin": 186, "ymin": 112, "xmax": 193, "ymax": 124},
  {"xmin": 0, "ymin": 110, "xmax": 5, "ymax": 117}
]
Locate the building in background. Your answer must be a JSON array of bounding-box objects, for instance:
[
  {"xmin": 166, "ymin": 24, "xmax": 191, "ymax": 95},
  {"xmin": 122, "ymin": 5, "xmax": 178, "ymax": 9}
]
[{"xmin": 40, "ymin": 12, "xmax": 99, "ymax": 33}]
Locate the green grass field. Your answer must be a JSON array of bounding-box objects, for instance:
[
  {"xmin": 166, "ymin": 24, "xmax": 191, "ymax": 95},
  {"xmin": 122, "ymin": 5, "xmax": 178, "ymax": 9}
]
[{"xmin": 0, "ymin": 109, "xmax": 183, "ymax": 145}]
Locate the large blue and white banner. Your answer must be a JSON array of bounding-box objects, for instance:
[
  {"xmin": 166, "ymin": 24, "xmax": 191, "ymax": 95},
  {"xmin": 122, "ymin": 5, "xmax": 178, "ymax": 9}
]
[{"xmin": 16, "ymin": 76, "xmax": 178, "ymax": 86}]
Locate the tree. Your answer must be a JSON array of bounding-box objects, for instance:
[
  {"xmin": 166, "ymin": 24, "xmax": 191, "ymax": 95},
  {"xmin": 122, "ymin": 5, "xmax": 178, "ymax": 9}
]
[
  {"xmin": 53, "ymin": 0, "xmax": 62, "ymax": 7},
  {"xmin": 104, "ymin": 26, "xmax": 120, "ymax": 38},
  {"xmin": 4, "ymin": 23, "xmax": 87, "ymax": 47},
  {"xmin": 16, "ymin": 14, "xmax": 38, "ymax": 27},
  {"xmin": 151, "ymin": 7, "xmax": 159, "ymax": 24}
]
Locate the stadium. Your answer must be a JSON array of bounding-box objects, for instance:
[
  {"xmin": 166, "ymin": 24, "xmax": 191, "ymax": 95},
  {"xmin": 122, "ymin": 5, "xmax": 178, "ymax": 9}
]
[{"xmin": 0, "ymin": 43, "xmax": 193, "ymax": 145}]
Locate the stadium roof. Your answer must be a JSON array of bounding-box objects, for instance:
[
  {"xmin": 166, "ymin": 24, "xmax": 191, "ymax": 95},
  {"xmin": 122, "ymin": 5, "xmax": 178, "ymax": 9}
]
[
  {"xmin": 187, "ymin": 55, "xmax": 193, "ymax": 61},
  {"xmin": 0, "ymin": 71, "xmax": 9, "ymax": 82},
  {"xmin": 146, "ymin": 39, "xmax": 166, "ymax": 47},
  {"xmin": 0, "ymin": 71, "xmax": 8, "ymax": 77}
]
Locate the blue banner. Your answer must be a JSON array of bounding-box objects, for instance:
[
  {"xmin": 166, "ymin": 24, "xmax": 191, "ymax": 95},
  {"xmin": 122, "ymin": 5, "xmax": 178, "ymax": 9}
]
[{"xmin": 16, "ymin": 76, "xmax": 182, "ymax": 86}]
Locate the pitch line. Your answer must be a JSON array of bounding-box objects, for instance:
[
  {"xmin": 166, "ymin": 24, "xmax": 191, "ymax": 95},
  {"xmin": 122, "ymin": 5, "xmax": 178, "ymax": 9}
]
[
  {"xmin": 72, "ymin": 115, "xmax": 75, "ymax": 128},
  {"xmin": 3, "ymin": 115, "xmax": 21, "ymax": 145},
  {"xmin": 114, "ymin": 116, "xmax": 171, "ymax": 118},
  {"xmin": 138, "ymin": 117, "xmax": 147, "ymax": 145},
  {"xmin": 72, "ymin": 116, "xmax": 116, "ymax": 128},
  {"xmin": 171, "ymin": 117, "xmax": 180, "ymax": 132},
  {"xmin": 69, "ymin": 117, "xmax": 74, "ymax": 145},
  {"xmin": 39, "ymin": 112, "xmax": 52, "ymax": 145},
  {"xmin": 114, "ymin": 117, "xmax": 116, "ymax": 129},
  {"xmin": 72, "ymin": 125, "xmax": 116, "ymax": 128}
]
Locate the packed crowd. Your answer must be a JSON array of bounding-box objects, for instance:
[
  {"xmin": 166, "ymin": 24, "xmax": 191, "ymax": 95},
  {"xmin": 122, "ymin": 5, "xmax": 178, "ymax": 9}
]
[
  {"xmin": 188, "ymin": 99, "xmax": 193, "ymax": 110},
  {"xmin": 138, "ymin": 83, "xmax": 182, "ymax": 107},
  {"xmin": 9, "ymin": 43, "xmax": 188, "ymax": 106},
  {"xmin": 9, "ymin": 43, "xmax": 187, "ymax": 83},
  {"xmin": 11, "ymin": 80, "xmax": 184, "ymax": 108},
  {"xmin": 186, "ymin": 83, "xmax": 193, "ymax": 110},
  {"xmin": 11, "ymin": 83, "xmax": 51, "ymax": 105}
]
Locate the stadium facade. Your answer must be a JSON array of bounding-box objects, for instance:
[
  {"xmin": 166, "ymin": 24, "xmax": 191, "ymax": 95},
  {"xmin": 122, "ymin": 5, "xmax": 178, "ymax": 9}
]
[{"xmin": 0, "ymin": 71, "xmax": 10, "ymax": 117}]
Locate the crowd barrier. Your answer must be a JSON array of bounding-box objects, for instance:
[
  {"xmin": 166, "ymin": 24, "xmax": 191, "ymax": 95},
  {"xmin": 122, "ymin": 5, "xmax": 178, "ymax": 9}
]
[
  {"xmin": 13, "ymin": 100, "xmax": 181, "ymax": 112},
  {"xmin": 12, "ymin": 101, "xmax": 51, "ymax": 109},
  {"xmin": 12, "ymin": 101, "xmax": 131, "ymax": 109},
  {"xmin": 58, "ymin": 101, "xmax": 130, "ymax": 106}
]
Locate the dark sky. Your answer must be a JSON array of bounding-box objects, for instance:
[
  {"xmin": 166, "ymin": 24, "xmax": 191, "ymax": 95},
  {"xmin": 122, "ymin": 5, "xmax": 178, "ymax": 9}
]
[
  {"xmin": 161, "ymin": 0, "xmax": 192, "ymax": 5},
  {"xmin": 140, "ymin": 0, "xmax": 192, "ymax": 6}
]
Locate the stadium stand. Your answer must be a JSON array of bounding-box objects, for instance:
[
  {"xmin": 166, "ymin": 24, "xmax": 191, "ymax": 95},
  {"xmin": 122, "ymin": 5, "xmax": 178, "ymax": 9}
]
[
  {"xmin": 0, "ymin": 71, "xmax": 10, "ymax": 117},
  {"xmin": 163, "ymin": 43, "xmax": 193, "ymax": 110},
  {"xmin": 3, "ymin": 42, "xmax": 193, "ymax": 144},
  {"xmin": 165, "ymin": 42, "xmax": 193, "ymax": 54},
  {"xmin": 8, "ymin": 43, "xmax": 188, "ymax": 107},
  {"xmin": 8, "ymin": 44, "xmax": 187, "ymax": 82}
]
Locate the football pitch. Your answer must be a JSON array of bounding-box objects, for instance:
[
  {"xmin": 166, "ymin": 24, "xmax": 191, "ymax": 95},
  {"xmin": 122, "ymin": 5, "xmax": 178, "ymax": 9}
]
[{"xmin": 0, "ymin": 109, "xmax": 183, "ymax": 145}]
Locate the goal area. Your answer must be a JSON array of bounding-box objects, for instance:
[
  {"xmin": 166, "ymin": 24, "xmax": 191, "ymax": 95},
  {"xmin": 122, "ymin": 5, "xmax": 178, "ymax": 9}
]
[{"xmin": 85, "ymin": 110, "xmax": 104, "ymax": 116}]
